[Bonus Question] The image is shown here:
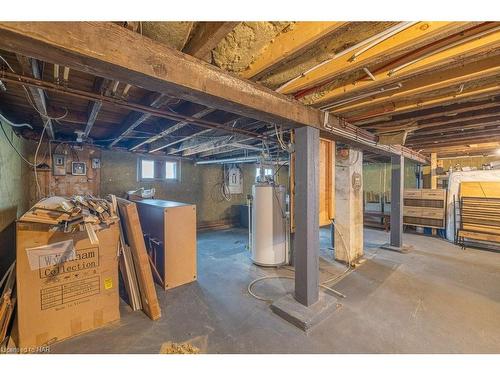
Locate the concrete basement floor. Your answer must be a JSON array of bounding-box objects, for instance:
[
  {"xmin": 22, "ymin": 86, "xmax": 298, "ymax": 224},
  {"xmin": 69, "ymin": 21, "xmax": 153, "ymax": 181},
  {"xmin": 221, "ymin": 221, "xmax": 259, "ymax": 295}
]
[{"xmin": 51, "ymin": 228, "xmax": 500, "ymax": 354}]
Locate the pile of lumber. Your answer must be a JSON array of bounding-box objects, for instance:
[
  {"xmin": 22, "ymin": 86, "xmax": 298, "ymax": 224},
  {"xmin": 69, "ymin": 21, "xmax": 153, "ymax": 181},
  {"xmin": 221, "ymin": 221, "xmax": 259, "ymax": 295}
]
[
  {"xmin": 458, "ymin": 182, "xmax": 500, "ymax": 249},
  {"xmin": 459, "ymin": 197, "xmax": 500, "ymax": 244},
  {"xmin": 0, "ymin": 262, "xmax": 16, "ymax": 350},
  {"xmin": 20, "ymin": 195, "xmax": 120, "ymax": 244},
  {"xmin": 22, "ymin": 195, "xmax": 119, "ymax": 226}
]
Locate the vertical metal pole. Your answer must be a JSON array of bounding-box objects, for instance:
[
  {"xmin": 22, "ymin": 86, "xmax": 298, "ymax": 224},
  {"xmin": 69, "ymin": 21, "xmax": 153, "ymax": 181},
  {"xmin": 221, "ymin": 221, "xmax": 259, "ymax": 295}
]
[
  {"xmin": 390, "ymin": 154, "xmax": 404, "ymax": 248},
  {"xmin": 294, "ymin": 126, "xmax": 319, "ymax": 306}
]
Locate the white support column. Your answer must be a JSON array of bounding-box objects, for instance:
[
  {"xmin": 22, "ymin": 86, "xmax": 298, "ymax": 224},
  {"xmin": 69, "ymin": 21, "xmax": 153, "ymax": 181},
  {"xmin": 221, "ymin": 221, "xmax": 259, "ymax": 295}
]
[{"xmin": 334, "ymin": 148, "xmax": 364, "ymax": 264}]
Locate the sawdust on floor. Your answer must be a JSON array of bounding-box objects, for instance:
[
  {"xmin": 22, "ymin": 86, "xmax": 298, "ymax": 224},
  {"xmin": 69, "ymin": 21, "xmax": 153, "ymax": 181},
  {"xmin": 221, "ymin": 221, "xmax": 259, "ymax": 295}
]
[{"xmin": 159, "ymin": 342, "xmax": 200, "ymax": 354}]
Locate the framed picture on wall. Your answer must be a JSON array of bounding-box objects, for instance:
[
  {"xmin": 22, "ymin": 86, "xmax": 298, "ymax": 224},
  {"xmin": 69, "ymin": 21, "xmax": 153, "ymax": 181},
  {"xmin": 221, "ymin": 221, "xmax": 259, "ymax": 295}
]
[{"xmin": 71, "ymin": 161, "xmax": 87, "ymax": 176}]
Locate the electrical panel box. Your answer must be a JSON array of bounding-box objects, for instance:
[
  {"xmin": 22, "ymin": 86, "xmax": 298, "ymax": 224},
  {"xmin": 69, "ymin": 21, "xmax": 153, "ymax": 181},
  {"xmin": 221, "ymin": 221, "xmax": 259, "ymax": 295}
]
[
  {"xmin": 52, "ymin": 154, "xmax": 66, "ymax": 176},
  {"xmin": 228, "ymin": 166, "xmax": 243, "ymax": 194}
]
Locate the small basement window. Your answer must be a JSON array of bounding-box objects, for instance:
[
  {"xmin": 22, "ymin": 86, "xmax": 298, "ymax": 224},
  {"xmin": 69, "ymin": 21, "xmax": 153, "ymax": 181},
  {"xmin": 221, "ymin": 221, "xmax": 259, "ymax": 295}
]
[
  {"xmin": 140, "ymin": 159, "xmax": 155, "ymax": 180},
  {"xmin": 138, "ymin": 158, "xmax": 180, "ymax": 182},
  {"xmin": 165, "ymin": 161, "xmax": 177, "ymax": 180}
]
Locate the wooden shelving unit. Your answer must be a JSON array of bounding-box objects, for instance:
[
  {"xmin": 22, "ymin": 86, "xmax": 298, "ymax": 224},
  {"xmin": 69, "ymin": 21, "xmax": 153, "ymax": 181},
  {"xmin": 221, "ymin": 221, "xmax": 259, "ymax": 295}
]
[{"xmin": 403, "ymin": 189, "xmax": 446, "ymax": 229}]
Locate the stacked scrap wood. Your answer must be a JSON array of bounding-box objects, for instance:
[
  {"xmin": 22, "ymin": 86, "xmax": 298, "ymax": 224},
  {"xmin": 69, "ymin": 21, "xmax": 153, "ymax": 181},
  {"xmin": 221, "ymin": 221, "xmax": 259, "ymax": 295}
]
[
  {"xmin": 0, "ymin": 262, "xmax": 16, "ymax": 350},
  {"xmin": 21, "ymin": 195, "xmax": 120, "ymax": 244}
]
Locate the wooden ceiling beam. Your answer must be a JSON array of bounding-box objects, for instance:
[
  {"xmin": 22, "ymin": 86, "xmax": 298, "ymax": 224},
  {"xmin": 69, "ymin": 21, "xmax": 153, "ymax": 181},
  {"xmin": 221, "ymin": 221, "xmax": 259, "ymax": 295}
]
[
  {"xmin": 83, "ymin": 77, "xmax": 108, "ymax": 138},
  {"xmin": 0, "ymin": 22, "xmax": 427, "ymax": 162},
  {"xmin": 15, "ymin": 55, "xmax": 55, "ymax": 139},
  {"xmin": 137, "ymin": 107, "xmax": 216, "ymax": 152},
  {"xmin": 409, "ymin": 125, "xmax": 500, "ymax": 141},
  {"xmin": 163, "ymin": 117, "xmax": 263, "ymax": 155},
  {"xmin": 197, "ymin": 145, "xmax": 242, "ymax": 159},
  {"xmin": 180, "ymin": 135, "xmax": 232, "ymax": 156},
  {"xmin": 345, "ymin": 83, "xmax": 500, "ymax": 122},
  {"xmin": 355, "ymin": 97, "xmax": 500, "ymax": 127},
  {"xmin": 0, "ymin": 71, "xmax": 270, "ymax": 144},
  {"xmin": 309, "ymin": 25, "xmax": 500, "ymax": 106},
  {"xmin": 154, "ymin": 128, "xmax": 214, "ymax": 153},
  {"xmin": 197, "ymin": 141, "xmax": 265, "ymax": 158},
  {"xmin": 421, "ymin": 142, "xmax": 500, "ymax": 156},
  {"xmin": 408, "ymin": 132, "xmax": 500, "ymax": 148},
  {"xmin": 108, "ymin": 93, "xmax": 172, "ymax": 147},
  {"xmin": 371, "ymin": 109, "xmax": 500, "ymax": 133},
  {"xmin": 407, "ymin": 118, "xmax": 500, "ymax": 137},
  {"xmin": 279, "ymin": 22, "xmax": 473, "ymax": 94},
  {"xmin": 183, "ymin": 22, "xmax": 239, "ymax": 61},
  {"xmin": 0, "ymin": 22, "xmax": 319, "ymax": 128},
  {"xmin": 368, "ymin": 103, "xmax": 500, "ymax": 132},
  {"xmin": 326, "ymin": 57, "xmax": 500, "ymax": 113},
  {"xmin": 240, "ymin": 22, "xmax": 347, "ymax": 80},
  {"xmin": 183, "ymin": 126, "xmax": 283, "ymax": 157},
  {"xmin": 200, "ymin": 143, "xmax": 282, "ymax": 160}
]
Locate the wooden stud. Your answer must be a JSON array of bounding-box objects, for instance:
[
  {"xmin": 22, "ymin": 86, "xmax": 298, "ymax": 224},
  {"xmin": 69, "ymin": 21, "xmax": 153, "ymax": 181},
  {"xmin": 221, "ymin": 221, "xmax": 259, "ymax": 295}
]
[{"xmin": 328, "ymin": 59, "xmax": 500, "ymax": 113}]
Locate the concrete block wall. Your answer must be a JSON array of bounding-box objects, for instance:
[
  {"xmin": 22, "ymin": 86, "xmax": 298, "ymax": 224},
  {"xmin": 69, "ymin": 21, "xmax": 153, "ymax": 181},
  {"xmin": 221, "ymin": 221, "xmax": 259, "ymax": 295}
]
[{"xmin": 99, "ymin": 148, "xmax": 289, "ymax": 228}]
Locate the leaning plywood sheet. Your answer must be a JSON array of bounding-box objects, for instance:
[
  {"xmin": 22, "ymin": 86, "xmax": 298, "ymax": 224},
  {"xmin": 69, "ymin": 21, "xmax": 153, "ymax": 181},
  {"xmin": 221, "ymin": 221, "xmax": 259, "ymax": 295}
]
[
  {"xmin": 112, "ymin": 193, "xmax": 142, "ymax": 312},
  {"xmin": 116, "ymin": 198, "xmax": 161, "ymax": 320},
  {"xmin": 119, "ymin": 244, "xmax": 142, "ymax": 311}
]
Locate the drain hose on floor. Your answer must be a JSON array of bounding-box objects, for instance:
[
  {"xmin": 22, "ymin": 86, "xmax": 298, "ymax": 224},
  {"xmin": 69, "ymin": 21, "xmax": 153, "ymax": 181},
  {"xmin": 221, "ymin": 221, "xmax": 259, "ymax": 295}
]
[{"xmin": 247, "ymin": 267, "xmax": 351, "ymax": 303}]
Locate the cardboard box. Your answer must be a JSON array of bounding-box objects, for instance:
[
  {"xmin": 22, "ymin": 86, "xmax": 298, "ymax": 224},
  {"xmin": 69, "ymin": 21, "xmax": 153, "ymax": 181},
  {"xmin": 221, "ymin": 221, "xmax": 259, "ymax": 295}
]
[{"xmin": 15, "ymin": 220, "xmax": 120, "ymax": 349}]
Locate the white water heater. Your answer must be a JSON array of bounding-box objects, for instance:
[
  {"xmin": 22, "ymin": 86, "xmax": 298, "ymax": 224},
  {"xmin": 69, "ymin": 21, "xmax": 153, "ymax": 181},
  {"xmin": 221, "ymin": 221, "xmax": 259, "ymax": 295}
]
[{"xmin": 250, "ymin": 183, "xmax": 288, "ymax": 266}]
